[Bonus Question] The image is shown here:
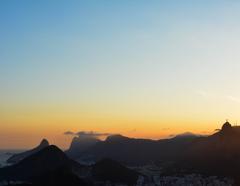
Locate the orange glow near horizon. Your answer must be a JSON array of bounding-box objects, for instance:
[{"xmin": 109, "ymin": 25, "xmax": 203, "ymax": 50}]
[
  {"xmin": 2, "ymin": 0, "xmax": 240, "ymax": 150},
  {"xmin": 0, "ymin": 93, "xmax": 235, "ymax": 149},
  {"xmin": 0, "ymin": 105, "xmax": 222, "ymax": 149}
]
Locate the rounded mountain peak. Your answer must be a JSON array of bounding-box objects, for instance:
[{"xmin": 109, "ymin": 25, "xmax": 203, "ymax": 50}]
[
  {"xmin": 222, "ymin": 121, "xmax": 232, "ymax": 131},
  {"xmin": 106, "ymin": 134, "xmax": 129, "ymax": 142}
]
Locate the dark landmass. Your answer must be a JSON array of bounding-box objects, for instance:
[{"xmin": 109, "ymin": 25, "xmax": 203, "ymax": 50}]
[
  {"xmin": 74, "ymin": 134, "xmax": 198, "ymax": 165},
  {"xmin": 7, "ymin": 139, "xmax": 49, "ymax": 164},
  {"xmin": 2, "ymin": 122, "xmax": 240, "ymax": 185},
  {"xmin": 0, "ymin": 145, "xmax": 85, "ymax": 181},
  {"xmin": 65, "ymin": 136, "xmax": 100, "ymax": 159},
  {"xmin": 178, "ymin": 122, "xmax": 240, "ymax": 185},
  {"xmin": 0, "ymin": 145, "xmax": 140, "ymax": 186},
  {"xmin": 92, "ymin": 158, "xmax": 139, "ymax": 185}
]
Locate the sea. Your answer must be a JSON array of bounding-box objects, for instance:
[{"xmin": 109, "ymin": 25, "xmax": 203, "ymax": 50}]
[{"xmin": 0, "ymin": 149, "xmax": 25, "ymax": 167}]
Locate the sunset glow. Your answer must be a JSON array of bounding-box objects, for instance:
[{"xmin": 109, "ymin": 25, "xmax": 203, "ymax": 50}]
[{"xmin": 1, "ymin": 0, "xmax": 240, "ymax": 149}]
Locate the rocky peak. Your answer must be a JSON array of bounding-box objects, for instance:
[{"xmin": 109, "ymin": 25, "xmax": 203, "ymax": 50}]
[{"xmin": 39, "ymin": 139, "xmax": 49, "ymax": 147}]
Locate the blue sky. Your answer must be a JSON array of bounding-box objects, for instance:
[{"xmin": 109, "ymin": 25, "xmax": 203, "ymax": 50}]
[
  {"xmin": 1, "ymin": 0, "xmax": 239, "ymax": 99},
  {"xmin": 1, "ymin": 0, "xmax": 240, "ymax": 148}
]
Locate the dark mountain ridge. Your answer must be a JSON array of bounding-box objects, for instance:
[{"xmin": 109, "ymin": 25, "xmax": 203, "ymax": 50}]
[
  {"xmin": 3, "ymin": 121, "xmax": 240, "ymax": 185},
  {"xmin": 0, "ymin": 145, "xmax": 140, "ymax": 185},
  {"xmin": 65, "ymin": 136, "xmax": 100, "ymax": 159},
  {"xmin": 0, "ymin": 145, "xmax": 84, "ymax": 181},
  {"xmin": 69, "ymin": 121, "xmax": 240, "ymax": 176},
  {"xmin": 7, "ymin": 139, "xmax": 49, "ymax": 164},
  {"xmin": 92, "ymin": 158, "xmax": 139, "ymax": 185},
  {"xmin": 75, "ymin": 134, "xmax": 198, "ymax": 165},
  {"xmin": 183, "ymin": 122, "xmax": 240, "ymax": 174}
]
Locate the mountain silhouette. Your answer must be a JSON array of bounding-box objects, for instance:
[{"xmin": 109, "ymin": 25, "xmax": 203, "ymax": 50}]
[
  {"xmin": 183, "ymin": 122, "xmax": 240, "ymax": 174},
  {"xmin": 3, "ymin": 122, "xmax": 240, "ymax": 184},
  {"xmin": 68, "ymin": 121, "xmax": 240, "ymax": 179},
  {"xmin": 0, "ymin": 145, "xmax": 140, "ymax": 186},
  {"xmin": 92, "ymin": 158, "xmax": 139, "ymax": 185},
  {"xmin": 7, "ymin": 139, "xmax": 49, "ymax": 164},
  {"xmin": 74, "ymin": 134, "xmax": 197, "ymax": 165},
  {"xmin": 65, "ymin": 136, "xmax": 100, "ymax": 159},
  {"xmin": 0, "ymin": 145, "xmax": 84, "ymax": 181},
  {"xmin": 32, "ymin": 167, "xmax": 93, "ymax": 186},
  {"xmin": 153, "ymin": 122, "xmax": 240, "ymax": 185},
  {"xmin": 105, "ymin": 134, "xmax": 130, "ymax": 142}
]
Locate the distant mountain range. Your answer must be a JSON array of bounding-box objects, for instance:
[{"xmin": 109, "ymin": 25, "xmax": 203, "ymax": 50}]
[
  {"xmin": 7, "ymin": 131, "xmax": 204, "ymax": 166},
  {"xmin": 4, "ymin": 121, "xmax": 240, "ymax": 185},
  {"xmin": 71, "ymin": 133, "xmax": 199, "ymax": 165},
  {"xmin": 68, "ymin": 122, "xmax": 240, "ymax": 169}
]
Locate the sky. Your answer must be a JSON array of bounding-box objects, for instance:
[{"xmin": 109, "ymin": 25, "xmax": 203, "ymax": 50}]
[{"xmin": 1, "ymin": 0, "xmax": 240, "ymax": 149}]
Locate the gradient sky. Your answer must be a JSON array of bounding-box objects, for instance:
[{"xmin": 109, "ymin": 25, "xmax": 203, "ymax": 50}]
[{"xmin": 1, "ymin": 0, "xmax": 240, "ymax": 149}]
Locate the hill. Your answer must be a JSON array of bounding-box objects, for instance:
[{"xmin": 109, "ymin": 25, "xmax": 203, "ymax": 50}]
[
  {"xmin": 183, "ymin": 122, "xmax": 240, "ymax": 174},
  {"xmin": 0, "ymin": 145, "xmax": 84, "ymax": 181},
  {"xmin": 75, "ymin": 134, "xmax": 198, "ymax": 165},
  {"xmin": 92, "ymin": 158, "xmax": 139, "ymax": 185},
  {"xmin": 65, "ymin": 136, "xmax": 100, "ymax": 159},
  {"xmin": 0, "ymin": 145, "xmax": 140, "ymax": 186},
  {"xmin": 7, "ymin": 139, "xmax": 49, "ymax": 164}
]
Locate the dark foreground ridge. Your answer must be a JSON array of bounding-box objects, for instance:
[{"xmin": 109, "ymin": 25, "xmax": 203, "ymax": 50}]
[
  {"xmin": 0, "ymin": 145, "xmax": 84, "ymax": 181},
  {"xmin": 92, "ymin": 158, "xmax": 139, "ymax": 185},
  {"xmin": 0, "ymin": 145, "xmax": 140, "ymax": 186}
]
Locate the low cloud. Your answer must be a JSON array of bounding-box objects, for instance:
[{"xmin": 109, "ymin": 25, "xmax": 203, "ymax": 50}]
[
  {"xmin": 168, "ymin": 132, "xmax": 207, "ymax": 138},
  {"xmin": 64, "ymin": 131, "xmax": 112, "ymax": 138},
  {"xmin": 64, "ymin": 131, "xmax": 75, "ymax": 135}
]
